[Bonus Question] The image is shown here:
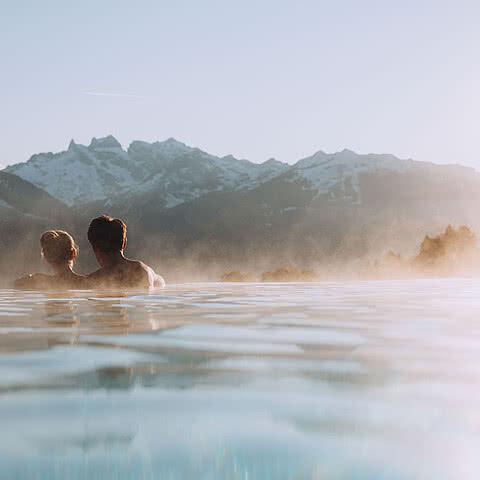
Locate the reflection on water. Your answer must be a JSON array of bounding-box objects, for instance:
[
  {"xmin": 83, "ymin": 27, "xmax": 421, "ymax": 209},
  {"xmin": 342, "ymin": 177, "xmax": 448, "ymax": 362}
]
[{"xmin": 1, "ymin": 280, "xmax": 480, "ymax": 479}]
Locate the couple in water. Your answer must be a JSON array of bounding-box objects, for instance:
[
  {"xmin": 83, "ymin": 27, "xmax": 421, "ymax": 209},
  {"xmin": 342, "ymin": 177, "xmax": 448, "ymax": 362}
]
[{"xmin": 15, "ymin": 215, "xmax": 165, "ymax": 289}]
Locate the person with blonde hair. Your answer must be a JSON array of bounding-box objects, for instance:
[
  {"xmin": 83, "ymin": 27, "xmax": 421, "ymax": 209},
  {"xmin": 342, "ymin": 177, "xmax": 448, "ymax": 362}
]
[{"xmin": 14, "ymin": 230, "xmax": 86, "ymax": 289}]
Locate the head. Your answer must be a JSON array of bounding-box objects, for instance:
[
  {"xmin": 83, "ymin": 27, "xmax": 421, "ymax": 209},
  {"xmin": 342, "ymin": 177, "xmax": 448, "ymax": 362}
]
[
  {"xmin": 87, "ymin": 215, "xmax": 127, "ymax": 266},
  {"xmin": 40, "ymin": 230, "xmax": 78, "ymax": 267}
]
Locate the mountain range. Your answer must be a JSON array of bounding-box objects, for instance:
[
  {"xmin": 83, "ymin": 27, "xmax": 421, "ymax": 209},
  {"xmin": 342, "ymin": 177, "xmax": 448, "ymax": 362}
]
[
  {"xmin": 5, "ymin": 136, "xmax": 289, "ymax": 210},
  {"xmin": 2, "ymin": 136, "xmax": 480, "ymax": 281}
]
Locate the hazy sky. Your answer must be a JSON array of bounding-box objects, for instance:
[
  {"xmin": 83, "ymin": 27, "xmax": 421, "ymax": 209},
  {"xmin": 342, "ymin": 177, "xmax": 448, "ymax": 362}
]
[{"xmin": 2, "ymin": 0, "xmax": 479, "ymax": 169}]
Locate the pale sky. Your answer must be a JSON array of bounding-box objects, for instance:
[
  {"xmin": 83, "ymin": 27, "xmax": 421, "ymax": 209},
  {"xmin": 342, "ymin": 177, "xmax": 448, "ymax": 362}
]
[{"xmin": 2, "ymin": 0, "xmax": 479, "ymax": 169}]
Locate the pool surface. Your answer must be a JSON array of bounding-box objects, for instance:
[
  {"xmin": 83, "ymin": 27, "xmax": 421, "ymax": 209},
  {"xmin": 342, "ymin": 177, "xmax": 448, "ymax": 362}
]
[{"xmin": 1, "ymin": 279, "xmax": 480, "ymax": 479}]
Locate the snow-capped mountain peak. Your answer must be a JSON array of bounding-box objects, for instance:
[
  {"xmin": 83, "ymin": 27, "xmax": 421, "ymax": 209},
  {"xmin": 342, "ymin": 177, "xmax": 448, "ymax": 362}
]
[
  {"xmin": 261, "ymin": 158, "xmax": 285, "ymax": 167},
  {"xmin": 290, "ymin": 149, "xmax": 409, "ymax": 203},
  {"xmin": 5, "ymin": 138, "xmax": 437, "ymax": 213},
  {"xmin": 128, "ymin": 138, "xmax": 193, "ymax": 164},
  {"xmin": 4, "ymin": 137, "xmax": 290, "ymax": 208},
  {"xmin": 4, "ymin": 137, "xmax": 136, "ymax": 205},
  {"xmin": 89, "ymin": 135, "xmax": 123, "ymax": 150}
]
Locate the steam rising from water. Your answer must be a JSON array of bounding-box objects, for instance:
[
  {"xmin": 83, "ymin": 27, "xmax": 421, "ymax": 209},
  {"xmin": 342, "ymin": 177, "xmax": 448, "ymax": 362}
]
[
  {"xmin": 219, "ymin": 225, "xmax": 480, "ymax": 283},
  {"xmin": 4, "ymin": 220, "xmax": 480, "ymax": 287},
  {"xmin": 365, "ymin": 225, "xmax": 480, "ymax": 279}
]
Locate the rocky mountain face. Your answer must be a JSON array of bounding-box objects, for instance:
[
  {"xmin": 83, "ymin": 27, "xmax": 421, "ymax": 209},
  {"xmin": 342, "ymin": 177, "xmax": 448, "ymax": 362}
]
[
  {"xmin": 0, "ymin": 171, "xmax": 69, "ymax": 220},
  {"xmin": 3, "ymin": 136, "xmax": 480, "ymax": 281},
  {"xmin": 5, "ymin": 136, "xmax": 289, "ymax": 209}
]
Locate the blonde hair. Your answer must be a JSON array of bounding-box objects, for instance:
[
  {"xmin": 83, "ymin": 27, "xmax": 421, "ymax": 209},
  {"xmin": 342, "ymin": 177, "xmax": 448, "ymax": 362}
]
[{"xmin": 40, "ymin": 230, "xmax": 78, "ymax": 266}]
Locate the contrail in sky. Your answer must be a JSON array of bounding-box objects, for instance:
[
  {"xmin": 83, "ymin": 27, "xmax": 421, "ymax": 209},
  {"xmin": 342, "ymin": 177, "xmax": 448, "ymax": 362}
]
[{"xmin": 82, "ymin": 91, "xmax": 147, "ymax": 98}]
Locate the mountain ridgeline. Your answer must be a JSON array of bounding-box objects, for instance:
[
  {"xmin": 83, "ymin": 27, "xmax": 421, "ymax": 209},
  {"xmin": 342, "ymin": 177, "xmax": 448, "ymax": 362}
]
[{"xmin": 3, "ymin": 136, "xmax": 480, "ymax": 282}]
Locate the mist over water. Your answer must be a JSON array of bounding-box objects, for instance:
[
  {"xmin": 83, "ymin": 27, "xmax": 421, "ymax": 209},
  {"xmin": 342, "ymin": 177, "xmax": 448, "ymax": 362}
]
[
  {"xmin": 5, "ymin": 220, "xmax": 480, "ymax": 288},
  {"xmin": 1, "ymin": 279, "xmax": 480, "ymax": 479}
]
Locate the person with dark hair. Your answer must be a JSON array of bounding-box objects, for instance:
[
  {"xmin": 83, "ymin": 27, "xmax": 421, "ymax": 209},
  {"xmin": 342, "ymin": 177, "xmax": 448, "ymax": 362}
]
[
  {"xmin": 86, "ymin": 215, "xmax": 165, "ymax": 288},
  {"xmin": 15, "ymin": 230, "xmax": 87, "ymax": 289}
]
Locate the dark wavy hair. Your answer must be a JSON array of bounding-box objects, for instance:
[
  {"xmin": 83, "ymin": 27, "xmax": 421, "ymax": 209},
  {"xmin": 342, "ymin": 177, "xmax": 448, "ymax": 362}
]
[{"xmin": 87, "ymin": 215, "xmax": 127, "ymax": 253}]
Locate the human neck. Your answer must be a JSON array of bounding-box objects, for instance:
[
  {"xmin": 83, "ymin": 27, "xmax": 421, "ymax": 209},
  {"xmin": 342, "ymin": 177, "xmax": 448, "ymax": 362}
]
[
  {"xmin": 98, "ymin": 250, "xmax": 125, "ymax": 269},
  {"xmin": 52, "ymin": 263, "xmax": 74, "ymax": 277}
]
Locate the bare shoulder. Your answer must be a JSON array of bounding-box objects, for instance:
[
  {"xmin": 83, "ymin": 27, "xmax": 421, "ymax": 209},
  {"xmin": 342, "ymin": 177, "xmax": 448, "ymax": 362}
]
[
  {"xmin": 153, "ymin": 272, "xmax": 166, "ymax": 288},
  {"xmin": 130, "ymin": 260, "xmax": 165, "ymax": 288},
  {"xmin": 86, "ymin": 268, "xmax": 105, "ymax": 280},
  {"xmin": 86, "ymin": 260, "xmax": 164, "ymax": 289},
  {"xmin": 129, "ymin": 260, "xmax": 155, "ymax": 287},
  {"xmin": 85, "ymin": 268, "xmax": 106, "ymax": 287},
  {"xmin": 71, "ymin": 273, "xmax": 89, "ymax": 288},
  {"xmin": 14, "ymin": 273, "xmax": 54, "ymax": 289},
  {"xmin": 128, "ymin": 259, "xmax": 149, "ymax": 274},
  {"xmin": 144, "ymin": 263, "xmax": 166, "ymax": 287}
]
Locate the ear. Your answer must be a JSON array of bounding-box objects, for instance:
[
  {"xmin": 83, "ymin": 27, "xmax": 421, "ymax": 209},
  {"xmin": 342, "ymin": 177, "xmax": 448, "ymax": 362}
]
[{"xmin": 72, "ymin": 250, "xmax": 76, "ymax": 261}]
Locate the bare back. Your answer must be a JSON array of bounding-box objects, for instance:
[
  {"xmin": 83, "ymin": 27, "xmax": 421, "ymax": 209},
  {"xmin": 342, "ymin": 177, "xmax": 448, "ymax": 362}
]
[
  {"xmin": 87, "ymin": 258, "xmax": 156, "ymax": 289},
  {"xmin": 14, "ymin": 272, "xmax": 87, "ymax": 290}
]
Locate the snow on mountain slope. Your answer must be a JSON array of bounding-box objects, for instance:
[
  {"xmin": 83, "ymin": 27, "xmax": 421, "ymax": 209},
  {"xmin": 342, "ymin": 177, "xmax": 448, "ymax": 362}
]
[
  {"xmin": 128, "ymin": 139, "xmax": 289, "ymax": 191},
  {"xmin": 5, "ymin": 136, "xmax": 289, "ymax": 208},
  {"xmin": 289, "ymin": 149, "xmax": 412, "ymax": 203},
  {"xmin": 8, "ymin": 136, "xmax": 466, "ymax": 214},
  {"xmin": 5, "ymin": 136, "xmax": 141, "ymax": 205}
]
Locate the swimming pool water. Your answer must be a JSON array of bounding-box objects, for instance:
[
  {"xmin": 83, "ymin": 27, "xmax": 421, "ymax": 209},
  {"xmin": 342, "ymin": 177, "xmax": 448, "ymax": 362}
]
[{"xmin": 1, "ymin": 279, "xmax": 479, "ymax": 479}]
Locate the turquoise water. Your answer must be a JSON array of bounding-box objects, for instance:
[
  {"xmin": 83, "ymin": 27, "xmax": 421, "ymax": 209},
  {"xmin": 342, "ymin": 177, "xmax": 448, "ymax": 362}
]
[{"xmin": 1, "ymin": 279, "xmax": 480, "ymax": 479}]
